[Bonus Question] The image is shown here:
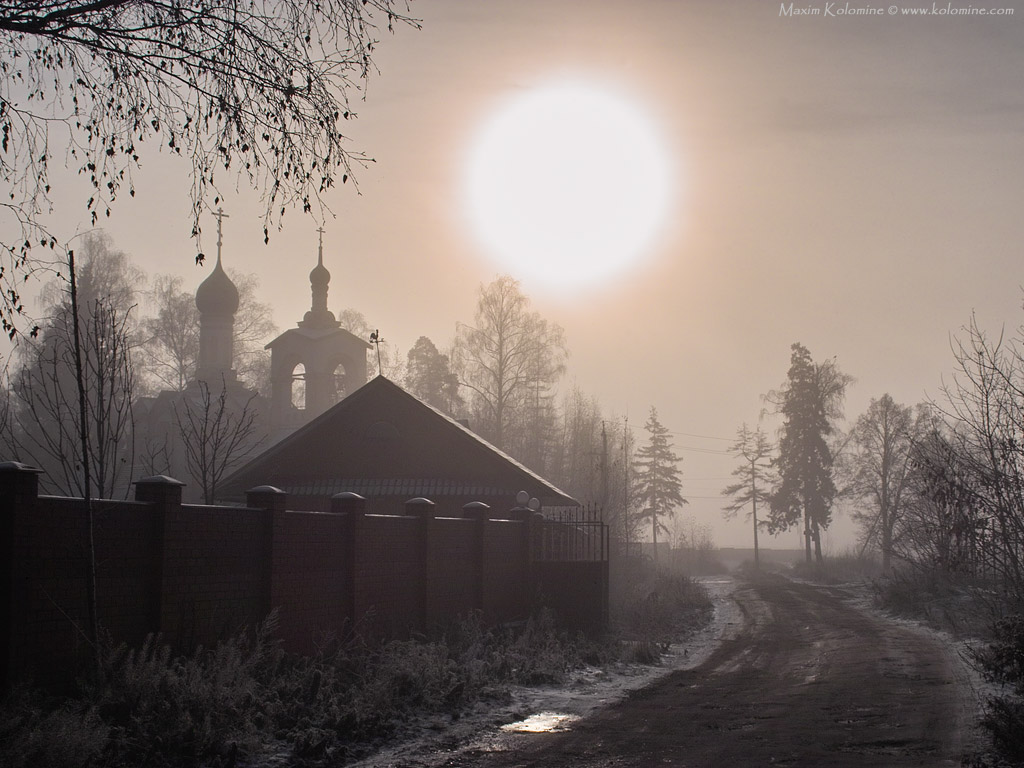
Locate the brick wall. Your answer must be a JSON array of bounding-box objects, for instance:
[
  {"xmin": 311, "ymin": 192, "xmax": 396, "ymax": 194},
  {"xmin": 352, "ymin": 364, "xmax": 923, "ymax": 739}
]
[{"xmin": 0, "ymin": 464, "xmax": 608, "ymax": 687}]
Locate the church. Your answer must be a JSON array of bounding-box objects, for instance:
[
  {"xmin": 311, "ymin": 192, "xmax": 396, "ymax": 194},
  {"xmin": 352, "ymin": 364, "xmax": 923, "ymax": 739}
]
[{"xmin": 140, "ymin": 220, "xmax": 577, "ymax": 513}]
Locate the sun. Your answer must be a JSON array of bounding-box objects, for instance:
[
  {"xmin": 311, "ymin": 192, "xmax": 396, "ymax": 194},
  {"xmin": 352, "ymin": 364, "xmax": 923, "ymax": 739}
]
[{"xmin": 463, "ymin": 81, "xmax": 674, "ymax": 290}]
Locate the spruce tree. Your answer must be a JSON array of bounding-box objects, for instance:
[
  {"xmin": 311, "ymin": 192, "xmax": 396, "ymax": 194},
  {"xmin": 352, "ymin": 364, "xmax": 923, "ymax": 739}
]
[
  {"xmin": 635, "ymin": 407, "xmax": 686, "ymax": 562},
  {"xmin": 768, "ymin": 343, "xmax": 850, "ymax": 563},
  {"xmin": 722, "ymin": 424, "xmax": 775, "ymax": 569}
]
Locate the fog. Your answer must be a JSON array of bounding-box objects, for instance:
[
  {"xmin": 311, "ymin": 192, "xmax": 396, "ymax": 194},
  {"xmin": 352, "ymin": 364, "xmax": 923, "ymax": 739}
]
[{"xmin": 12, "ymin": 0, "xmax": 1024, "ymax": 548}]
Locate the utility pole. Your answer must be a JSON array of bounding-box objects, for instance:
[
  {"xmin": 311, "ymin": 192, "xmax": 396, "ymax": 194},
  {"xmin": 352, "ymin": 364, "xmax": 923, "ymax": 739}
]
[
  {"xmin": 600, "ymin": 421, "xmax": 609, "ymax": 513},
  {"xmin": 623, "ymin": 415, "xmax": 630, "ymax": 559}
]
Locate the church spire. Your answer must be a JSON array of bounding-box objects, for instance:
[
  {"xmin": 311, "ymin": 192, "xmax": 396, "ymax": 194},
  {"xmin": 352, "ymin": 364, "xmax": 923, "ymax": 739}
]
[{"xmin": 300, "ymin": 227, "xmax": 339, "ymax": 328}]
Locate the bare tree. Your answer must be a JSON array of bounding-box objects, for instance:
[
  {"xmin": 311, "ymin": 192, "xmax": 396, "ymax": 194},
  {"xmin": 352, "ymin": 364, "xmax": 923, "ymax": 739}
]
[
  {"xmin": 143, "ymin": 275, "xmax": 201, "ymax": 393},
  {"xmin": 0, "ymin": 0, "xmax": 418, "ymax": 335},
  {"xmin": 143, "ymin": 270, "xmax": 276, "ymax": 393},
  {"xmin": 11, "ymin": 234, "xmax": 142, "ymax": 498},
  {"xmin": 453, "ymin": 275, "xmax": 567, "ymax": 453},
  {"xmin": 13, "ymin": 295, "xmax": 137, "ymax": 499},
  {"xmin": 934, "ymin": 315, "xmax": 1024, "ymax": 588},
  {"xmin": 897, "ymin": 419, "xmax": 985, "ymax": 575},
  {"xmin": 842, "ymin": 395, "xmax": 926, "ymax": 571},
  {"xmin": 338, "ymin": 307, "xmax": 402, "ymax": 381},
  {"xmin": 174, "ymin": 378, "xmax": 265, "ymax": 504},
  {"xmin": 722, "ymin": 423, "xmax": 774, "ymax": 569}
]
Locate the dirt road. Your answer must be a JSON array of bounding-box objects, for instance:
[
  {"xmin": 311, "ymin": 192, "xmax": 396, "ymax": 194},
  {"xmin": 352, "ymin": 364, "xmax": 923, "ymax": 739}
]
[{"xmin": 450, "ymin": 575, "xmax": 971, "ymax": 767}]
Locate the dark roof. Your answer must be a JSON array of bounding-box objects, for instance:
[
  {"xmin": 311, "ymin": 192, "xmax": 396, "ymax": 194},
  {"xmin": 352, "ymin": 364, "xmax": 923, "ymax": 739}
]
[{"xmin": 219, "ymin": 376, "xmax": 577, "ymax": 507}]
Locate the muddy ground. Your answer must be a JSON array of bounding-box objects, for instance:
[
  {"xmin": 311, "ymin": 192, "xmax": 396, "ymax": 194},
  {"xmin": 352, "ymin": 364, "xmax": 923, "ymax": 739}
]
[{"xmin": 357, "ymin": 574, "xmax": 980, "ymax": 767}]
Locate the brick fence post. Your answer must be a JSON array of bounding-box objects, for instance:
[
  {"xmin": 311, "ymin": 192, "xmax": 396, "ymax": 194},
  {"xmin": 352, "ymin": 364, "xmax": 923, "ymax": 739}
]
[
  {"xmin": 331, "ymin": 492, "xmax": 366, "ymax": 629},
  {"xmin": 133, "ymin": 475, "xmax": 185, "ymax": 638},
  {"xmin": 462, "ymin": 502, "xmax": 490, "ymax": 614},
  {"xmin": 245, "ymin": 486, "xmax": 287, "ymax": 620},
  {"xmin": 405, "ymin": 497, "xmax": 435, "ymax": 630},
  {"xmin": 0, "ymin": 462, "xmax": 42, "ymax": 691},
  {"xmin": 507, "ymin": 496, "xmax": 544, "ymax": 617}
]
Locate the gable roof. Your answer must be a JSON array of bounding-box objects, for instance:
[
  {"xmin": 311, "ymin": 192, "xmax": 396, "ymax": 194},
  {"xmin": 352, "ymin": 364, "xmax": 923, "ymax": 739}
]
[{"xmin": 219, "ymin": 376, "xmax": 578, "ymax": 507}]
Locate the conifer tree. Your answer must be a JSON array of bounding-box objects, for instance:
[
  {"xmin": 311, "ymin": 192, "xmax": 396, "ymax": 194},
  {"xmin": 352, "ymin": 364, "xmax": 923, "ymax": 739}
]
[
  {"xmin": 722, "ymin": 424, "xmax": 775, "ymax": 569},
  {"xmin": 768, "ymin": 343, "xmax": 851, "ymax": 563},
  {"xmin": 635, "ymin": 407, "xmax": 686, "ymax": 562}
]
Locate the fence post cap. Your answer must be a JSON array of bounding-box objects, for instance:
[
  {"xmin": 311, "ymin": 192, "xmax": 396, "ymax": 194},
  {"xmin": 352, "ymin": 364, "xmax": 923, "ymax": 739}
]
[
  {"xmin": 134, "ymin": 475, "xmax": 186, "ymax": 487},
  {"xmin": 331, "ymin": 491, "xmax": 367, "ymax": 515},
  {"xmin": 0, "ymin": 461, "xmax": 43, "ymax": 474},
  {"xmin": 405, "ymin": 497, "xmax": 435, "ymax": 519},
  {"xmin": 331, "ymin": 491, "xmax": 366, "ymax": 501},
  {"xmin": 246, "ymin": 485, "xmax": 285, "ymax": 495},
  {"xmin": 462, "ymin": 501, "xmax": 491, "ymax": 520}
]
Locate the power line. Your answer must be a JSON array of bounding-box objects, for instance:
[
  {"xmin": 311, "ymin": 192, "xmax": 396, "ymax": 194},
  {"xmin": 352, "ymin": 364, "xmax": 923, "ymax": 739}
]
[
  {"xmin": 666, "ymin": 429, "xmax": 733, "ymax": 442},
  {"xmin": 676, "ymin": 445, "xmax": 733, "ymax": 455}
]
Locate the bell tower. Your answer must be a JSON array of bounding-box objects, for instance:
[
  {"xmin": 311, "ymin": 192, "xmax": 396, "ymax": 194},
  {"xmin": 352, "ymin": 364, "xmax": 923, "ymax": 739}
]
[{"xmin": 266, "ymin": 229, "xmax": 370, "ymax": 438}]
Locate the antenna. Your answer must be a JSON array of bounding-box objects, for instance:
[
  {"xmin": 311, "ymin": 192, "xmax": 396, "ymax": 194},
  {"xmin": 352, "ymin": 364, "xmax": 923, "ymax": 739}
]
[{"xmin": 369, "ymin": 329, "xmax": 385, "ymax": 376}]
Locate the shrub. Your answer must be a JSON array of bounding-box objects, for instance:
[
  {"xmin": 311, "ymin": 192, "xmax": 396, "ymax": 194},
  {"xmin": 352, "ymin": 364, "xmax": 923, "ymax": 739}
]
[
  {"xmin": 611, "ymin": 567, "xmax": 712, "ymax": 649},
  {"xmin": 972, "ymin": 614, "xmax": 1024, "ymax": 763},
  {"xmin": 0, "ymin": 585, "xmax": 715, "ymax": 767},
  {"xmin": 790, "ymin": 549, "xmax": 881, "ymax": 585},
  {"xmin": 0, "ymin": 692, "xmax": 108, "ymax": 768}
]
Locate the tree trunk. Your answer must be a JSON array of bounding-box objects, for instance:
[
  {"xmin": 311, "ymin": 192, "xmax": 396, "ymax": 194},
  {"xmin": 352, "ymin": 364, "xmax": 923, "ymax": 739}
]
[
  {"xmin": 651, "ymin": 509, "xmax": 658, "ymax": 564},
  {"xmin": 752, "ymin": 498, "xmax": 760, "ymax": 570},
  {"xmin": 752, "ymin": 467, "xmax": 760, "ymax": 570},
  {"xmin": 804, "ymin": 506, "xmax": 812, "ymax": 563},
  {"xmin": 69, "ymin": 252, "xmax": 101, "ymax": 671}
]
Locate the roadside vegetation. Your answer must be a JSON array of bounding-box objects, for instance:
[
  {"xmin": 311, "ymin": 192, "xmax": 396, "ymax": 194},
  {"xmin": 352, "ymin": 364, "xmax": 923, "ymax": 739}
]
[{"xmin": 0, "ymin": 565, "xmax": 710, "ymax": 768}]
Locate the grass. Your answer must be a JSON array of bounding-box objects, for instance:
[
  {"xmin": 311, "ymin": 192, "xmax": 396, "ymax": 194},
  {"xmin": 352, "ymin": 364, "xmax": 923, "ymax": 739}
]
[
  {"xmin": 788, "ymin": 549, "xmax": 882, "ymax": 585},
  {"xmin": 872, "ymin": 565, "xmax": 1024, "ymax": 767},
  {"xmin": 0, "ymin": 570, "xmax": 712, "ymax": 767}
]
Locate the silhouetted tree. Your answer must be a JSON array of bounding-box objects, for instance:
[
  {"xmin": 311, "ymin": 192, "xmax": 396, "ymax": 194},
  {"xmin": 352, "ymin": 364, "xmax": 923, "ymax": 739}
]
[
  {"xmin": 143, "ymin": 270, "xmax": 276, "ymax": 394},
  {"xmin": 453, "ymin": 275, "xmax": 566, "ymax": 453},
  {"xmin": 843, "ymin": 395, "xmax": 924, "ymax": 571},
  {"xmin": 635, "ymin": 407, "xmax": 686, "ymax": 563},
  {"xmin": 898, "ymin": 418, "xmax": 984, "ymax": 574},
  {"xmin": 722, "ymin": 423, "xmax": 775, "ymax": 569},
  {"xmin": 935, "ymin": 315, "xmax": 1024, "ymax": 588},
  {"xmin": 174, "ymin": 378, "xmax": 265, "ymax": 504},
  {"xmin": 143, "ymin": 275, "xmax": 201, "ymax": 393},
  {"xmin": 406, "ymin": 336, "xmax": 461, "ymax": 414},
  {"xmin": 11, "ymin": 234, "xmax": 141, "ymax": 498},
  {"xmin": 338, "ymin": 307, "xmax": 402, "ymax": 381},
  {"xmin": 767, "ymin": 343, "xmax": 851, "ymax": 563},
  {"xmin": 0, "ymin": 0, "xmax": 418, "ymax": 336}
]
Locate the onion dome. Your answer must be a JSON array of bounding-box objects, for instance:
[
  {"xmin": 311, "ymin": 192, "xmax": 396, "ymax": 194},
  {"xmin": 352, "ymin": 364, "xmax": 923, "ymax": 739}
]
[
  {"xmin": 310, "ymin": 253, "xmax": 331, "ymax": 292},
  {"xmin": 195, "ymin": 255, "xmax": 239, "ymax": 317}
]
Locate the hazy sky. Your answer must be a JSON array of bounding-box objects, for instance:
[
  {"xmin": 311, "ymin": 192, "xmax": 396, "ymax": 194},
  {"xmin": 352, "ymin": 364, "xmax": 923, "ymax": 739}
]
[{"xmin": 18, "ymin": 0, "xmax": 1024, "ymax": 548}]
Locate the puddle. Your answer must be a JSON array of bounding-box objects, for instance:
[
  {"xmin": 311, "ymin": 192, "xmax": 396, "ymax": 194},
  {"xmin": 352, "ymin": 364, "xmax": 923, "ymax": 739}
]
[{"xmin": 500, "ymin": 711, "xmax": 580, "ymax": 733}]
